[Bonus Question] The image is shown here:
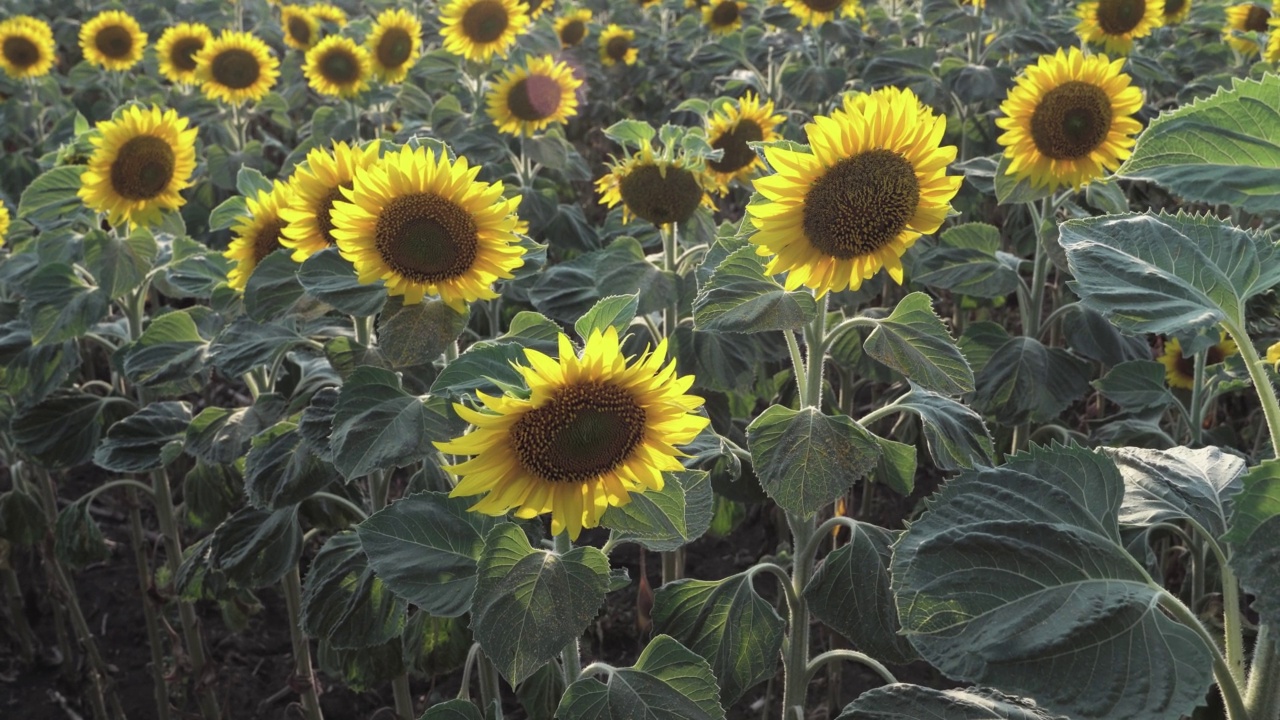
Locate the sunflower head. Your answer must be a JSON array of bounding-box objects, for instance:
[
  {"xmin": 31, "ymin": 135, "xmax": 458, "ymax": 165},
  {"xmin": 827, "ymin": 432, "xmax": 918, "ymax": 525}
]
[
  {"xmin": 435, "ymin": 326, "xmax": 709, "ymax": 540},
  {"xmin": 330, "ymin": 144, "xmax": 527, "ymax": 310},
  {"xmin": 1267, "ymin": 340, "xmax": 1280, "ymax": 370},
  {"xmin": 156, "ymin": 23, "xmax": 213, "ymax": 84},
  {"xmin": 78, "ymin": 105, "xmax": 199, "ymax": 228},
  {"xmin": 995, "ymin": 46, "xmax": 1144, "ymax": 192},
  {"xmin": 1162, "ymin": 0, "xmax": 1190, "ymax": 24},
  {"xmin": 597, "ymin": 145, "xmax": 715, "ymax": 227},
  {"xmin": 0, "ymin": 16, "xmax": 56, "ymax": 80},
  {"xmin": 440, "ymin": 0, "xmax": 531, "ymax": 62},
  {"xmin": 1158, "ymin": 335, "xmax": 1239, "ymax": 390},
  {"xmin": 555, "ymin": 9, "xmax": 593, "ymax": 47},
  {"xmin": 520, "ymin": 0, "xmax": 555, "ymax": 19},
  {"xmin": 1224, "ymin": 3, "xmax": 1272, "ymax": 55},
  {"xmin": 309, "ymin": 3, "xmax": 349, "ymax": 27},
  {"xmin": 303, "ymin": 35, "xmax": 371, "ymax": 97},
  {"xmin": 1075, "ymin": 0, "xmax": 1165, "ymax": 55},
  {"xmin": 194, "ymin": 30, "xmax": 281, "ymax": 105},
  {"xmin": 281, "ymin": 5, "xmax": 321, "ymax": 50},
  {"xmin": 705, "ymin": 92, "xmax": 784, "ymax": 193},
  {"xmin": 1268, "ymin": 17, "xmax": 1280, "ymax": 61},
  {"xmin": 486, "ymin": 55, "xmax": 582, "ymax": 137},
  {"xmin": 0, "ymin": 202, "xmax": 10, "ymax": 249},
  {"xmin": 781, "ymin": 0, "xmax": 863, "ymax": 28},
  {"xmin": 368, "ymin": 8, "xmax": 422, "ymax": 83},
  {"xmin": 704, "ymin": 0, "xmax": 747, "ymax": 34},
  {"xmin": 225, "ymin": 180, "xmax": 294, "ymax": 291},
  {"xmin": 599, "ymin": 24, "xmax": 638, "ymax": 66},
  {"xmin": 746, "ymin": 86, "xmax": 960, "ymax": 297},
  {"xmin": 80, "ymin": 10, "xmax": 147, "ymax": 71},
  {"xmin": 280, "ymin": 140, "xmax": 382, "ymax": 261}
]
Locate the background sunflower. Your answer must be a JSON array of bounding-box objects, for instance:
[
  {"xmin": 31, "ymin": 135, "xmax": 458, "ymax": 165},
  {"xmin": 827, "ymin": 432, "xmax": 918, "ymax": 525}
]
[
  {"xmin": 1163, "ymin": 0, "xmax": 1191, "ymax": 24},
  {"xmin": 156, "ymin": 23, "xmax": 212, "ymax": 85},
  {"xmin": 439, "ymin": 0, "xmax": 531, "ymax": 62},
  {"xmin": 486, "ymin": 55, "xmax": 582, "ymax": 137},
  {"xmin": 599, "ymin": 24, "xmax": 637, "ymax": 66},
  {"xmin": 0, "ymin": 15, "xmax": 56, "ymax": 80},
  {"xmin": 0, "ymin": 203, "xmax": 9, "ymax": 248},
  {"xmin": 225, "ymin": 180, "xmax": 294, "ymax": 290},
  {"xmin": 78, "ymin": 105, "xmax": 198, "ymax": 227},
  {"xmin": 780, "ymin": 0, "xmax": 862, "ymax": 28},
  {"xmin": 280, "ymin": 5, "xmax": 320, "ymax": 50},
  {"xmin": 79, "ymin": 10, "xmax": 146, "ymax": 71},
  {"xmin": 194, "ymin": 30, "xmax": 280, "ymax": 104},
  {"xmin": 303, "ymin": 35, "xmax": 371, "ymax": 97},
  {"xmin": 597, "ymin": 147, "xmax": 713, "ymax": 226},
  {"xmin": 368, "ymin": 8, "xmax": 422, "ymax": 83},
  {"xmin": 555, "ymin": 9, "xmax": 592, "ymax": 47},
  {"xmin": 1224, "ymin": 3, "xmax": 1273, "ymax": 55},
  {"xmin": 1159, "ymin": 336, "xmax": 1239, "ymax": 389},
  {"xmin": 705, "ymin": 92, "xmax": 784, "ymax": 192},
  {"xmin": 280, "ymin": 140, "xmax": 382, "ymax": 261},
  {"xmin": 704, "ymin": 0, "xmax": 747, "ymax": 34},
  {"xmin": 1075, "ymin": 0, "xmax": 1165, "ymax": 55}
]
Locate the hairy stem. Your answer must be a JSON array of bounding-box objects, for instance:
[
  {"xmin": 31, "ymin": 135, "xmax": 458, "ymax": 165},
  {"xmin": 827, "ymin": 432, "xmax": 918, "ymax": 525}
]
[{"xmin": 282, "ymin": 566, "xmax": 324, "ymax": 720}]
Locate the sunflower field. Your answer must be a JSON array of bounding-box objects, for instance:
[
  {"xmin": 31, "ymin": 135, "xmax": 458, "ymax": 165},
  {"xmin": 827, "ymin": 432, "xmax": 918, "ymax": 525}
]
[{"xmin": 3, "ymin": 0, "xmax": 1280, "ymax": 717}]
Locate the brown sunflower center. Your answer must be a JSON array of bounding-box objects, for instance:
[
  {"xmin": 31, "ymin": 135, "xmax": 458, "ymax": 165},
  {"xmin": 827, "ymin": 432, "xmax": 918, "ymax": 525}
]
[
  {"xmin": 618, "ymin": 164, "xmax": 704, "ymax": 226},
  {"xmin": 287, "ymin": 16, "xmax": 313, "ymax": 45},
  {"xmin": 110, "ymin": 135, "xmax": 176, "ymax": 200},
  {"xmin": 211, "ymin": 48, "xmax": 262, "ymax": 89},
  {"xmin": 802, "ymin": 0, "xmax": 845, "ymax": 13},
  {"xmin": 801, "ymin": 149, "xmax": 920, "ymax": 260},
  {"xmin": 1175, "ymin": 345, "xmax": 1227, "ymax": 379},
  {"xmin": 507, "ymin": 75, "xmax": 562, "ymax": 122},
  {"xmin": 1095, "ymin": 0, "xmax": 1146, "ymax": 34},
  {"xmin": 462, "ymin": 0, "xmax": 510, "ymax": 44},
  {"xmin": 1245, "ymin": 5, "xmax": 1271, "ymax": 31},
  {"xmin": 1163, "ymin": 0, "xmax": 1186, "ymax": 16},
  {"xmin": 708, "ymin": 120, "xmax": 764, "ymax": 174},
  {"xmin": 170, "ymin": 37, "xmax": 204, "ymax": 72},
  {"xmin": 318, "ymin": 183, "xmax": 350, "ymax": 246},
  {"xmin": 559, "ymin": 19, "xmax": 586, "ymax": 46},
  {"xmin": 2, "ymin": 35, "xmax": 39, "ymax": 68},
  {"xmin": 319, "ymin": 48, "xmax": 361, "ymax": 84},
  {"xmin": 605, "ymin": 36, "xmax": 631, "ymax": 62},
  {"xmin": 511, "ymin": 382, "xmax": 647, "ymax": 483},
  {"xmin": 1029, "ymin": 81, "xmax": 1114, "ymax": 160},
  {"xmin": 95, "ymin": 25, "xmax": 135, "ymax": 59},
  {"xmin": 376, "ymin": 27, "xmax": 414, "ymax": 67},
  {"xmin": 712, "ymin": 1, "xmax": 741, "ymax": 25},
  {"xmin": 252, "ymin": 217, "xmax": 287, "ymax": 263},
  {"xmin": 374, "ymin": 192, "xmax": 478, "ymax": 283}
]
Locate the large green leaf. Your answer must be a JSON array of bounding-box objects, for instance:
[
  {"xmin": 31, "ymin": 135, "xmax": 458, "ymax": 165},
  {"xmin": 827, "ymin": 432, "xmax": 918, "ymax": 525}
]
[
  {"xmin": 894, "ymin": 387, "xmax": 994, "ymax": 472},
  {"xmin": 296, "ymin": 248, "xmax": 387, "ymax": 316},
  {"xmin": 1092, "ymin": 361, "xmax": 1177, "ymax": 414},
  {"xmin": 470, "ymin": 523, "xmax": 611, "ymax": 684},
  {"xmin": 692, "ymin": 246, "xmax": 817, "ymax": 333},
  {"xmin": 243, "ymin": 420, "xmax": 340, "ymax": 509},
  {"xmin": 18, "ymin": 166, "xmax": 88, "ymax": 228},
  {"xmin": 557, "ymin": 635, "xmax": 727, "ymax": 720},
  {"xmin": 529, "ymin": 237, "xmax": 673, "ymax": 323},
  {"xmin": 893, "ymin": 443, "xmax": 1214, "ymax": 720},
  {"xmin": 55, "ymin": 497, "xmax": 111, "ymax": 570},
  {"xmin": 837, "ymin": 685, "xmax": 1068, "ymax": 720},
  {"xmin": 185, "ymin": 393, "xmax": 289, "ymax": 465},
  {"xmin": 971, "ymin": 337, "xmax": 1091, "ymax": 426},
  {"xmin": 208, "ymin": 316, "xmax": 308, "ymax": 377},
  {"xmin": 118, "ymin": 309, "xmax": 212, "ymax": 387},
  {"xmin": 1118, "ymin": 75, "xmax": 1280, "ymax": 215},
  {"xmin": 83, "ymin": 228, "xmax": 157, "ymax": 301},
  {"xmin": 1106, "ymin": 446, "xmax": 1245, "ymax": 541},
  {"xmin": 208, "ymin": 506, "xmax": 303, "ymax": 589},
  {"xmin": 330, "ymin": 366, "xmax": 461, "ymax": 479},
  {"xmin": 747, "ymin": 405, "xmax": 882, "ymax": 517},
  {"xmin": 21, "ymin": 263, "xmax": 108, "ymax": 345},
  {"xmin": 419, "ymin": 700, "xmax": 484, "ymax": 720},
  {"xmin": 430, "ymin": 343, "xmax": 527, "ymax": 397},
  {"xmin": 10, "ymin": 391, "xmax": 130, "ymax": 467},
  {"xmin": 94, "ymin": 401, "xmax": 191, "ymax": 472},
  {"xmin": 1224, "ymin": 460, "xmax": 1280, "ymax": 629},
  {"xmin": 378, "ymin": 299, "xmax": 470, "ymax": 368},
  {"xmin": 575, "ymin": 294, "xmax": 640, "ymax": 339},
  {"xmin": 242, "ymin": 251, "xmax": 307, "ymax": 322},
  {"xmin": 863, "ymin": 292, "xmax": 974, "ymax": 395},
  {"xmin": 182, "ymin": 461, "xmax": 242, "ymax": 530},
  {"xmin": 913, "ymin": 248, "xmax": 1020, "ymax": 299},
  {"xmin": 599, "ymin": 471, "xmax": 714, "ymax": 552},
  {"xmin": 301, "ymin": 532, "xmax": 407, "ymax": 649}
]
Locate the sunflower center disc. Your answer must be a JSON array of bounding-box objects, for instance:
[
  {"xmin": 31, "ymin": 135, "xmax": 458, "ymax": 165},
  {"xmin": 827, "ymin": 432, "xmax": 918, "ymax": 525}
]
[
  {"xmin": 1096, "ymin": 0, "xmax": 1146, "ymax": 34},
  {"xmin": 1029, "ymin": 80, "xmax": 1114, "ymax": 160},
  {"xmin": 1175, "ymin": 346, "xmax": 1226, "ymax": 378},
  {"xmin": 1246, "ymin": 5, "xmax": 1271, "ymax": 31},
  {"xmin": 211, "ymin": 48, "xmax": 262, "ymax": 89},
  {"xmin": 252, "ymin": 218, "xmax": 287, "ymax": 263},
  {"xmin": 462, "ymin": 1, "xmax": 510, "ymax": 44},
  {"xmin": 1163, "ymin": 0, "xmax": 1185, "ymax": 15},
  {"xmin": 3, "ymin": 36, "xmax": 39, "ymax": 68},
  {"xmin": 110, "ymin": 135, "xmax": 176, "ymax": 200},
  {"xmin": 288, "ymin": 17, "xmax": 313, "ymax": 45},
  {"xmin": 318, "ymin": 183, "xmax": 350, "ymax": 246},
  {"xmin": 801, "ymin": 149, "xmax": 920, "ymax": 260},
  {"xmin": 375, "ymin": 192, "xmax": 479, "ymax": 283},
  {"xmin": 712, "ymin": 2, "xmax": 741, "ymax": 25},
  {"xmin": 560, "ymin": 20, "xmax": 586, "ymax": 45},
  {"xmin": 377, "ymin": 28, "xmax": 413, "ymax": 67},
  {"xmin": 321, "ymin": 49, "xmax": 360, "ymax": 84},
  {"xmin": 512, "ymin": 382, "xmax": 647, "ymax": 483},
  {"xmin": 507, "ymin": 75, "xmax": 562, "ymax": 122},
  {"xmin": 618, "ymin": 164, "xmax": 704, "ymax": 226},
  {"xmin": 171, "ymin": 38, "xmax": 204, "ymax": 71},
  {"xmin": 605, "ymin": 36, "xmax": 631, "ymax": 62},
  {"xmin": 96, "ymin": 26, "xmax": 135, "ymax": 59},
  {"xmin": 803, "ymin": 0, "xmax": 845, "ymax": 14},
  {"xmin": 709, "ymin": 120, "xmax": 764, "ymax": 174}
]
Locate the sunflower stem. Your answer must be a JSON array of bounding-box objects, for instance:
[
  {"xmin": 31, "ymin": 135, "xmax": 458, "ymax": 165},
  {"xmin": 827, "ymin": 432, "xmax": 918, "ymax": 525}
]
[
  {"xmin": 1222, "ymin": 319, "xmax": 1280, "ymax": 457},
  {"xmin": 1246, "ymin": 625, "xmax": 1280, "ymax": 720},
  {"xmin": 554, "ymin": 533, "xmax": 583, "ymax": 688},
  {"xmin": 780, "ymin": 511, "xmax": 815, "ymax": 720},
  {"xmin": 392, "ymin": 674, "xmax": 415, "ymax": 719},
  {"xmin": 282, "ymin": 564, "xmax": 325, "ymax": 720},
  {"xmin": 662, "ymin": 222, "xmax": 680, "ymax": 337},
  {"xmin": 1189, "ymin": 347, "xmax": 1207, "ymax": 446},
  {"xmin": 354, "ymin": 314, "xmax": 374, "ymax": 347},
  {"xmin": 1160, "ymin": 591, "xmax": 1250, "ymax": 720},
  {"xmin": 124, "ymin": 485, "xmax": 173, "ymax": 720}
]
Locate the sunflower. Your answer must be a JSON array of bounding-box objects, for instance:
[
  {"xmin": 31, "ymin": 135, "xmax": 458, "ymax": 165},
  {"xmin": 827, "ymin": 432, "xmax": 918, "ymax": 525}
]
[
  {"xmin": 520, "ymin": 0, "xmax": 555, "ymax": 19},
  {"xmin": 281, "ymin": 5, "xmax": 320, "ymax": 50},
  {"xmin": 78, "ymin": 105, "xmax": 198, "ymax": 228},
  {"xmin": 1075, "ymin": 0, "xmax": 1165, "ymax": 55},
  {"xmin": 0, "ymin": 203, "xmax": 10, "ymax": 249},
  {"xmin": 780, "ymin": 0, "xmax": 862, "ymax": 28},
  {"xmin": 599, "ymin": 24, "xmax": 638, "ymax": 66},
  {"xmin": 331, "ymin": 144, "xmax": 527, "ymax": 310},
  {"xmin": 439, "ymin": 0, "xmax": 530, "ymax": 62},
  {"xmin": 704, "ymin": 0, "xmax": 747, "ymax": 34},
  {"xmin": 280, "ymin": 140, "xmax": 382, "ymax": 261},
  {"xmin": 436, "ymin": 326, "xmax": 709, "ymax": 540},
  {"xmin": 368, "ymin": 8, "xmax": 422, "ymax": 83},
  {"xmin": 194, "ymin": 30, "xmax": 280, "ymax": 104},
  {"xmin": 156, "ymin": 23, "xmax": 212, "ymax": 84},
  {"xmin": 1268, "ymin": 17, "xmax": 1280, "ymax": 61},
  {"xmin": 0, "ymin": 16, "xmax": 56, "ymax": 80},
  {"xmin": 1162, "ymin": 0, "xmax": 1191, "ymax": 24},
  {"xmin": 705, "ymin": 92, "xmax": 784, "ymax": 192},
  {"xmin": 309, "ymin": 3, "xmax": 349, "ymax": 26},
  {"xmin": 995, "ymin": 46, "xmax": 1143, "ymax": 191},
  {"xmin": 746, "ymin": 87, "xmax": 960, "ymax": 297},
  {"xmin": 79, "ymin": 10, "xmax": 146, "ymax": 71},
  {"xmin": 225, "ymin": 180, "xmax": 294, "ymax": 291},
  {"xmin": 1267, "ymin": 340, "xmax": 1280, "ymax": 370},
  {"xmin": 1158, "ymin": 336, "xmax": 1239, "ymax": 390},
  {"xmin": 597, "ymin": 147, "xmax": 714, "ymax": 226},
  {"xmin": 555, "ymin": 9, "xmax": 592, "ymax": 47},
  {"xmin": 303, "ymin": 35, "xmax": 371, "ymax": 97},
  {"xmin": 486, "ymin": 55, "xmax": 582, "ymax": 137},
  {"xmin": 1224, "ymin": 3, "xmax": 1272, "ymax": 55}
]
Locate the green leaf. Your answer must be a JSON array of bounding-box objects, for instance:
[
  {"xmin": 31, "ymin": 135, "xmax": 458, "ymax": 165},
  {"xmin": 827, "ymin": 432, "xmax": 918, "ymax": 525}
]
[
  {"xmin": 939, "ymin": 223, "xmax": 1001, "ymax": 253},
  {"xmin": 10, "ymin": 391, "xmax": 129, "ymax": 467},
  {"xmin": 914, "ymin": 248, "xmax": 1020, "ymax": 299},
  {"xmin": 575, "ymin": 294, "xmax": 640, "ymax": 340},
  {"xmin": 243, "ymin": 251, "xmax": 306, "ymax": 322},
  {"xmin": 430, "ymin": 343, "xmax": 527, "ymax": 397},
  {"xmin": 0, "ymin": 490, "xmax": 48, "ymax": 547},
  {"xmin": 556, "ymin": 635, "xmax": 727, "ymax": 720},
  {"xmin": 183, "ymin": 462, "xmax": 243, "ymax": 531},
  {"xmin": 1224, "ymin": 460, "xmax": 1280, "ymax": 628},
  {"xmin": 1118, "ymin": 75, "xmax": 1280, "ymax": 215},
  {"xmin": 244, "ymin": 421, "xmax": 341, "ymax": 509},
  {"xmin": 419, "ymin": 700, "xmax": 483, "ymax": 720},
  {"xmin": 893, "ymin": 443, "xmax": 1214, "ymax": 720},
  {"xmin": 94, "ymin": 401, "xmax": 191, "ymax": 472},
  {"xmin": 747, "ymin": 405, "xmax": 881, "ymax": 517},
  {"xmin": 692, "ymin": 247, "xmax": 817, "ymax": 333},
  {"xmin": 18, "ymin": 166, "xmax": 88, "ymax": 228},
  {"xmin": 297, "ymin": 248, "xmax": 387, "ymax": 317},
  {"xmin": 837, "ymin": 685, "xmax": 1068, "ymax": 720},
  {"xmin": 470, "ymin": 523, "xmax": 611, "ymax": 684},
  {"xmin": 1106, "ymin": 446, "xmax": 1245, "ymax": 541},
  {"xmin": 994, "ymin": 152, "xmax": 1054, "ymax": 205},
  {"xmin": 377, "ymin": 300, "xmax": 469, "ymax": 369},
  {"xmin": 805, "ymin": 523, "xmax": 918, "ymax": 664},
  {"xmin": 119, "ymin": 309, "xmax": 212, "ymax": 387},
  {"xmin": 55, "ymin": 497, "xmax": 111, "ymax": 570},
  {"xmin": 317, "ymin": 636, "xmax": 405, "ymax": 692},
  {"xmin": 83, "ymin": 227, "xmax": 157, "ymax": 301},
  {"xmin": 894, "ymin": 386, "xmax": 994, "ymax": 471},
  {"xmin": 22, "ymin": 263, "xmax": 108, "ymax": 345},
  {"xmin": 302, "ymin": 532, "xmax": 407, "ymax": 649},
  {"xmin": 600, "ymin": 471, "xmax": 714, "ymax": 552},
  {"xmin": 651, "ymin": 571, "xmax": 784, "ymax": 705},
  {"xmin": 208, "ymin": 316, "xmax": 307, "ymax": 377},
  {"xmin": 236, "ymin": 166, "xmax": 273, "ymax": 197},
  {"xmin": 604, "ymin": 119, "xmax": 656, "ymax": 149},
  {"xmin": 161, "ymin": 235, "xmax": 231, "ymax": 298},
  {"xmin": 873, "ymin": 435, "xmax": 917, "ymax": 496},
  {"xmin": 529, "ymin": 238, "xmax": 672, "ymax": 324},
  {"xmin": 208, "ymin": 506, "xmax": 303, "ymax": 589},
  {"xmin": 356, "ymin": 492, "xmax": 500, "ymax": 617},
  {"xmin": 971, "ymin": 337, "xmax": 1091, "ymax": 426},
  {"xmin": 863, "ymin": 292, "xmax": 974, "ymax": 395},
  {"xmin": 208, "ymin": 196, "xmax": 248, "ymax": 232},
  {"xmin": 185, "ymin": 393, "xmax": 289, "ymax": 465},
  {"xmin": 1093, "ymin": 361, "xmax": 1177, "ymax": 414},
  {"xmin": 1059, "ymin": 304, "xmax": 1151, "ymax": 366},
  {"xmin": 330, "ymin": 366, "xmax": 461, "ymax": 479}
]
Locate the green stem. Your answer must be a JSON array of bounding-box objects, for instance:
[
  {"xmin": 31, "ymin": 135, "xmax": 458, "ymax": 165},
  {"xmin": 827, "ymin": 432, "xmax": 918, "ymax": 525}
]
[
  {"xmin": 805, "ymin": 649, "xmax": 897, "ymax": 686},
  {"xmin": 282, "ymin": 566, "xmax": 324, "ymax": 720},
  {"xmin": 85, "ymin": 478, "xmax": 155, "ymax": 503},
  {"xmin": 554, "ymin": 533, "xmax": 582, "ymax": 688},
  {"xmin": 354, "ymin": 314, "xmax": 374, "ymax": 348},
  {"xmin": 1246, "ymin": 625, "xmax": 1280, "ymax": 720},
  {"xmin": 1222, "ymin": 320, "xmax": 1280, "ymax": 455},
  {"xmin": 311, "ymin": 492, "xmax": 369, "ymax": 520},
  {"xmin": 662, "ymin": 222, "xmax": 679, "ymax": 337},
  {"xmin": 661, "ymin": 549, "xmax": 682, "ymax": 585},
  {"xmin": 781, "ymin": 513, "xmax": 815, "ymax": 720},
  {"xmin": 1159, "ymin": 591, "xmax": 1250, "ymax": 720},
  {"xmin": 126, "ymin": 486, "xmax": 173, "ymax": 720},
  {"xmin": 2, "ymin": 566, "xmax": 37, "ymax": 665},
  {"xmin": 804, "ymin": 297, "xmax": 828, "ymax": 410},
  {"xmin": 1026, "ymin": 197, "xmax": 1050, "ymax": 340},
  {"xmin": 369, "ymin": 469, "xmax": 392, "ymax": 513},
  {"xmin": 1189, "ymin": 348, "xmax": 1207, "ymax": 446}
]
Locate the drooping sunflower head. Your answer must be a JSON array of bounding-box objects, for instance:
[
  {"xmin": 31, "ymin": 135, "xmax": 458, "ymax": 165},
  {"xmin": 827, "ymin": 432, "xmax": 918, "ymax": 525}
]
[
  {"xmin": 281, "ymin": 5, "xmax": 321, "ymax": 50},
  {"xmin": 303, "ymin": 35, "xmax": 371, "ymax": 97},
  {"xmin": 1224, "ymin": 3, "xmax": 1272, "ymax": 55},
  {"xmin": 780, "ymin": 0, "xmax": 862, "ymax": 28},
  {"xmin": 1158, "ymin": 335, "xmax": 1239, "ymax": 390},
  {"xmin": 704, "ymin": 0, "xmax": 747, "ymax": 34},
  {"xmin": 1075, "ymin": 0, "xmax": 1165, "ymax": 55},
  {"xmin": 225, "ymin": 180, "xmax": 294, "ymax": 291},
  {"xmin": 156, "ymin": 23, "xmax": 212, "ymax": 85},
  {"xmin": 0, "ymin": 16, "xmax": 56, "ymax": 80},
  {"xmin": 368, "ymin": 8, "xmax": 422, "ymax": 83},
  {"xmin": 78, "ymin": 105, "xmax": 199, "ymax": 228},
  {"xmin": 194, "ymin": 30, "xmax": 280, "ymax": 105},
  {"xmin": 995, "ymin": 46, "xmax": 1144, "ymax": 191},
  {"xmin": 280, "ymin": 140, "xmax": 382, "ymax": 261},
  {"xmin": 330, "ymin": 144, "xmax": 527, "ymax": 310},
  {"xmin": 520, "ymin": 0, "xmax": 555, "ymax": 20},
  {"xmin": 79, "ymin": 10, "xmax": 146, "ymax": 71},
  {"xmin": 436, "ymin": 326, "xmax": 709, "ymax": 540},
  {"xmin": 599, "ymin": 24, "xmax": 638, "ymax": 66},
  {"xmin": 705, "ymin": 92, "xmax": 784, "ymax": 192},
  {"xmin": 440, "ymin": 0, "xmax": 531, "ymax": 63},
  {"xmin": 746, "ymin": 87, "xmax": 960, "ymax": 297},
  {"xmin": 597, "ymin": 147, "xmax": 714, "ymax": 227},
  {"xmin": 486, "ymin": 55, "xmax": 582, "ymax": 137},
  {"xmin": 1162, "ymin": 0, "xmax": 1190, "ymax": 24},
  {"xmin": 309, "ymin": 3, "xmax": 349, "ymax": 27},
  {"xmin": 555, "ymin": 9, "xmax": 593, "ymax": 47}
]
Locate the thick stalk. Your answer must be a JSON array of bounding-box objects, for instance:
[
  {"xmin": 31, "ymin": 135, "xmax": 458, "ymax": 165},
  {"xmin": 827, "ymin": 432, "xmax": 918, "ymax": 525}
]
[
  {"xmin": 1222, "ymin": 320, "xmax": 1280, "ymax": 455},
  {"xmin": 1246, "ymin": 625, "xmax": 1280, "ymax": 720},
  {"xmin": 1188, "ymin": 348, "xmax": 1207, "ymax": 446},
  {"xmin": 2, "ymin": 565, "xmax": 37, "ymax": 664},
  {"xmin": 781, "ymin": 514, "xmax": 815, "ymax": 720},
  {"xmin": 281, "ymin": 566, "xmax": 324, "ymax": 720},
  {"xmin": 354, "ymin": 314, "xmax": 374, "ymax": 348},
  {"xmin": 555, "ymin": 533, "xmax": 582, "ymax": 688},
  {"xmin": 392, "ymin": 675, "xmax": 414, "ymax": 720},
  {"xmin": 1160, "ymin": 592, "xmax": 1249, "ymax": 720},
  {"xmin": 126, "ymin": 487, "xmax": 172, "ymax": 720},
  {"xmin": 804, "ymin": 298, "xmax": 828, "ymax": 409},
  {"xmin": 662, "ymin": 222, "xmax": 679, "ymax": 337}
]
